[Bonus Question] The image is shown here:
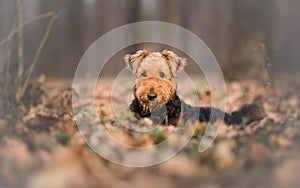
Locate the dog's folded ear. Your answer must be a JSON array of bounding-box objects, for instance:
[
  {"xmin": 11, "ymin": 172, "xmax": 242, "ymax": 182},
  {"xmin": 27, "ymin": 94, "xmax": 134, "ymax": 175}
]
[
  {"xmin": 124, "ymin": 49, "xmax": 149, "ymax": 72},
  {"xmin": 123, "ymin": 54, "xmax": 132, "ymax": 68},
  {"xmin": 161, "ymin": 50, "xmax": 187, "ymax": 76}
]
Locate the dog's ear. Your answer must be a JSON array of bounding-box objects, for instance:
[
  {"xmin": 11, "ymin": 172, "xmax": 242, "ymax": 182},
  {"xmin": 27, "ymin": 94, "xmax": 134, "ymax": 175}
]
[
  {"xmin": 124, "ymin": 49, "xmax": 149, "ymax": 73},
  {"xmin": 124, "ymin": 54, "xmax": 132, "ymax": 68},
  {"xmin": 162, "ymin": 50, "xmax": 187, "ymax": 76}
]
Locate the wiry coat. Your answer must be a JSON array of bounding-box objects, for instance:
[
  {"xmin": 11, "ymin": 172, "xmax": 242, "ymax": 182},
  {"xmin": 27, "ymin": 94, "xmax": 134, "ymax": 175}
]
[{"xmin": 125, "ymin": 50, "xmax": 265, "ymax": 127}]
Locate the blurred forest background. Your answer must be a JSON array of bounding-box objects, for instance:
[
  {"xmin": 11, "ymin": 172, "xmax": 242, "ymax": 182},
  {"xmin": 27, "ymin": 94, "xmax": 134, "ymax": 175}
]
[
  {"xmin": 1, "ymin": 1, "xmax": 300, "ymax": 188},
  {"xmin": 0, "ymin": 0, "xmax": 299, "ymax": 80}
]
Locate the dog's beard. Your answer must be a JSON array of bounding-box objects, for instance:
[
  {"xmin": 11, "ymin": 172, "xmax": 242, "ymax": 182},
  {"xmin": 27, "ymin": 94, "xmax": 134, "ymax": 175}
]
[
  {"xmin": 136, "ymin": 97, "xmax": 168, "ymax": 125},
  {"xmin": 148, "ymin": 98, "xmax": 165, "ymax": 111},
  {"xmin": 147, "ymin": 99, "xmax": 167, "ymax": 125}
]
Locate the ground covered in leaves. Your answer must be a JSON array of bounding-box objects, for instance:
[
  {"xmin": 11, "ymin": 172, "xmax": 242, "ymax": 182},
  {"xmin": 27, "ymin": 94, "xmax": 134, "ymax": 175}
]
[{"xmin": 0, "ymin": 75, "xmax": 299, "ymax": 188}]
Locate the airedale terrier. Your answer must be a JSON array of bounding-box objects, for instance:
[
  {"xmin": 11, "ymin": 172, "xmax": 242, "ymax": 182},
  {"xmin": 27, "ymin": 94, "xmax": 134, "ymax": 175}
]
[{"xmin": 124, "ymin": 49, "xmax": 265, "ymax": 126}]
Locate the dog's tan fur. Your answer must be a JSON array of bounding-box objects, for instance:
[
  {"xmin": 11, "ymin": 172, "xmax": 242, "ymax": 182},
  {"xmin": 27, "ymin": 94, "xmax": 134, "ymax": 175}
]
[
  {"xmin": 133, "ymin": 77, "xmax": 175, "ymax": 112},
  {"xmin": 124, "ymin": 49, "xmax": 186, "ymax": 110}
]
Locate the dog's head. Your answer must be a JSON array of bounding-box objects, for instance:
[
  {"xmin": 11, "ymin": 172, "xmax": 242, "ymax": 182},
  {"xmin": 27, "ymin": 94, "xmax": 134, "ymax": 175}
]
[{"xmin": 124, "ymin": 50, "xmax": 187, "ymax": 111}]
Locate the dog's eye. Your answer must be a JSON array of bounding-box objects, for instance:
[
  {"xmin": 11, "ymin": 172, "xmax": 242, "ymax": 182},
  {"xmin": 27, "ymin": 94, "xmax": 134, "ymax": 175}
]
[
  {"xmin": 141, "ymin": 71, "xmax": 147, "ymax": 77},
  {"xmin": 160, "ymin": 72, "xmax": 165, "ymax": 78}
]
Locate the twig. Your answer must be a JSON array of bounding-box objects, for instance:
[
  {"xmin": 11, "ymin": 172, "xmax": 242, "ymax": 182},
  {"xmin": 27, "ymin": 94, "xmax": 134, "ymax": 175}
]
[
  {"xmin": 72, "ymin": 98, "xmax": 93, "ymax": 109},
  {"xmin": 4, "ymin": 44, "xmax": 12, "ymax": 92},
  {"xmin": 0, "ymin": 49, "xmax": 3, "ymax": 77},
  {"xmin": 0, "ymin": 12, "xmax": 54, "ymax": 47},
  {"xmin": 16, "ymin": 12, "xmax": 60, "ymax": 102},
  {"xmin": 17, "ymin": 0, "xmax": 24, "ymax": 83}
]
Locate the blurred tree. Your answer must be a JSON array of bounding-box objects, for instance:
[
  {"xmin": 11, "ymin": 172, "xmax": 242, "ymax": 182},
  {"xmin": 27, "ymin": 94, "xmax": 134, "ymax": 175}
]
[{"xmin": 2, "ymin": 0, "xmax": 298, "ymax": 79}]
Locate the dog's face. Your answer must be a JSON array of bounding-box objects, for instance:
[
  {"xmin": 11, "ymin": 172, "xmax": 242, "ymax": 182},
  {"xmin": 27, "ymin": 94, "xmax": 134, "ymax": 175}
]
[{"xmin": 124, "ymin": 50, "xmax": 187, "ymax": 111}]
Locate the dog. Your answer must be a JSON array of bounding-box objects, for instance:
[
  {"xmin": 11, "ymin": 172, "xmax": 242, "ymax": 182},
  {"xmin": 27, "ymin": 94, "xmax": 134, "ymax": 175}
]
[{"xmin": 124, "ymin": 49, "xmax": 265, "ymax": 127}]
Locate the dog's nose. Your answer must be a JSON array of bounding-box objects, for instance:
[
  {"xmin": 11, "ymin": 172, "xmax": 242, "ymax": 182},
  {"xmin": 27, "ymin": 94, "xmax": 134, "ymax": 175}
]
[{"xmin": 147, "ymin": 92, "xmax": 157, "ymax": 100}]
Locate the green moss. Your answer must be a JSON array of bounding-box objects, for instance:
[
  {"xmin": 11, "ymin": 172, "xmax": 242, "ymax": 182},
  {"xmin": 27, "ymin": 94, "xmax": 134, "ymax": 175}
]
[
  {"xmin": 55, "ymin": 130, "xmax": 70, "ymax": 145},
  {"xmin": 100, "ymin": 117, "xmax": 110, "ymax": 125},
  {"xmin": 152, "ymin": 128, "xmax": 166, "ymax": 144}
]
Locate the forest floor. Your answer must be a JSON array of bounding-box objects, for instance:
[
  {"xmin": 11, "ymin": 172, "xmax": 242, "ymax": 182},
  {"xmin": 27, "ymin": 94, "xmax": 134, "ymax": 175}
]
[{"xmin": 0, "ymin": 75, "xmax": 299, "ymax": 188}]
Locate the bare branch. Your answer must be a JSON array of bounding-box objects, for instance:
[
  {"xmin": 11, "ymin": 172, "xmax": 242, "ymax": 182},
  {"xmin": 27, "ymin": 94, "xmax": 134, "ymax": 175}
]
[
  {"xmin": 16, "ymin": 12, "xmax": 60, "ymax": 102},
  {"xmin": 0, "ymin": 12, "xmax": 54, "ymax": 47},
  {"xmin": 4, "ymin": 44, "xmax": 12, "ymax": 93},
  {"xmin": 17, "ymin": 0, "xmax": 24, "ymax": 82}
]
